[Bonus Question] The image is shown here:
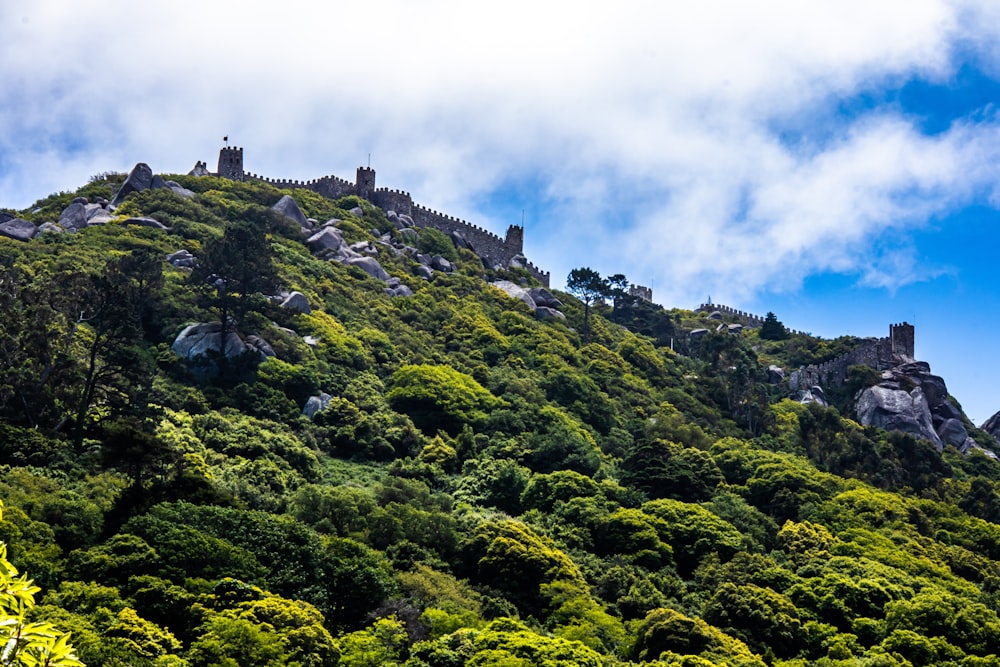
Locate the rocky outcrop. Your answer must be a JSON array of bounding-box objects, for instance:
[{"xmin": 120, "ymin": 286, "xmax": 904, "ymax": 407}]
[
  {"xmin": 279, "ymin": 291, "xmax": 311, "ymax": 313},
  {"xmin": 0, "ymin": 218, "xmax": 37, "ymax": 242},
  {"xmin": 347, "ymin": 256, "xmax": 390, "ymax": 282},
  {"xmin": 272, "ymin": 195, "xmax": 307, "ymax": 227},
  {"xmin": 983, "ymin": 411, "xmax": 1000, "ymax": 447},
  {"xmin": 490, "ymin": 280, "xmax": 566, "ymax": 321},
  {"xmin": 854, "ymin": 362, "xmax": 976, "ymax": 452},
  {"xmin": 112, "ymin": 163, "xmax": 154, "ymax": 205},
  {"xmin": 794, "ymin": 386, "xmax": 827, "ymax": 407},
  {"xmin": 171, "ymin": 322, "xmax": 273, "ymax": 364},
  {"xmin": 303, "ymin": 393, "xmax": 333, "ymax": 420}
]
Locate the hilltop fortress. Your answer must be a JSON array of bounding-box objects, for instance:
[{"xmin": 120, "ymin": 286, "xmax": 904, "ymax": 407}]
[{"xmin": 197, "ymin": 146, "xmax": 550, "ymax": 287}]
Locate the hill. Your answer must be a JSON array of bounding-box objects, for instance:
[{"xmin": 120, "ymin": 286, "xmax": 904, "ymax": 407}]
[{"xmin": 2, "ymin": 165, "xmax": 1000, "ymax": 665}]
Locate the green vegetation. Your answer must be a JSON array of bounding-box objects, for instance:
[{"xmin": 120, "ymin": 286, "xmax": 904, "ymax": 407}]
[{"xmin": 1, "ymin": 172, "xmax": 1000, "ymax": 665}]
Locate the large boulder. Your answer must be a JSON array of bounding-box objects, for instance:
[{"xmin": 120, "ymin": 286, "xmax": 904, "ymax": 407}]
[
  {"xmin": 112, "ymin": 163, "xmax": 154, "ymax": 205},
  {"xmin": 490, "ymin": 280, "xmax": 537, "ymax": 310},
  {"xmin": 272, "ymin": 195, "xmax": 307, "ymax": 227},
  {"xmin": 280, "ymin": 291, "xmax": 311, "ymax": 313},
  {"xmin": 0, "ymin": 218, "xmax": 36, "ymax": 241},
  {"xmin": 306, "ymin": 227, "xmax": 345, "ymax": 253},
  {"xmin": 347, "ymin": 256, "xmax": 391, "ymax": 282},
  {"xmin": 58, "ymin": 202, "xmax": 90, "ymax": 230},
  {"xmin": 767, "ymin": 365, "xmax": 785, "ymax": 384},
  {"xmin": 171, "ymin": 322, "xmax": 247, "ymax": 361},
  {"xmin": 856, "ymin": 384, "xmax": 943, "ymax": 449},
  {"xmin": 165, "ymin": 180, "xmax": 195, "ymax": 198},
  {"xmin": 303, "ymin": 393, "xmax": 333, "ymax": 420},
  {"xmin": 123, "ymin": 216, "xmax": 168, "ymax": 230},
  {"xmin": 528, "ymin": 288, "xmax": 563, "ymax": 309},
  {"xmin": 535, "ymin": 306, "xmax": 566, "ymax": 321},
  {"xmin": 983, "ymin": 411, "xmax": 1000, "ymax": 445}
]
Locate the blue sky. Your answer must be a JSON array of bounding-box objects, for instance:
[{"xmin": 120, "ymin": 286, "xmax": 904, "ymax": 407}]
[{"xmin": 2, "ymin": 1, "xmax": 999, "ymax": 424}]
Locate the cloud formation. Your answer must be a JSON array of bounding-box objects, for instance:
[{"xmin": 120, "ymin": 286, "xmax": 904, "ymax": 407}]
[{"xmin": 2, "ymin": 0, "xmax": 998, "ymax": 309}]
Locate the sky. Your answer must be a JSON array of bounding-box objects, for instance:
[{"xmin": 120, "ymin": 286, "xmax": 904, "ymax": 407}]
[{"xmin": 2, "ymin": 1, "xmax": 999, "ymax": 424}]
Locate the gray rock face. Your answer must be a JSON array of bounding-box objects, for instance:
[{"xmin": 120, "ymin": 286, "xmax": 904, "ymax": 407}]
[
  {"xmin": 450, "ymin": 230, "xmax": 474, "ymax": 251},
  {"xmin": 112, "ymin": 163, "xmax": 154, "ymax": 205},
  {"xmin": 166, "ymin": 180, "xmax": 195, "ymax": 198},
  {"xmin": 397, "ymin": 228, "xmax": 419, "ymax": 247},
  {"xmin": 431, "ymin": 255, "xmax": 455, "ymax": 273},
  {"xmin": 59, "ymin": 202, "xmax": 90, "ymax": 230},
  {"xmin": 167, "ymin": 249, "xmax": 196, "ymax": 268},
  {"xmin": 937, "ymin": 418, "xmax": 971, "ymax": 449},
  {"xmin": 385, "ymin": 284, "xmax": 414, "ymax": 297},
  {"xmin": 856, "ymin": 384, "xmax": 943, "ymax": 449},
  {"xmin": 528, "ymin": 288, "xmax": 563, "ymax": 309},
  {"xmin": 490, "ymin": 280, "xmax": 537, "ymax": 310},
  {"xmin": 983, "ymin": 411, "xmax": 1000, "ymax": 445},
  {"xmin": 280, "ymin": 291, "xmax": 311, "ymax": 313},
  {"xmin": 0, "ymin": 212, "xmax": 13, "ymax": 224},
  {"xmin": 171, "ymin": 322, "xmax": 247, "ymax": 360},
  {"xmin": 347, "ymin": 256, "xmax": 390, "ymax": 282},
  {"xmin": 794, "ymin": 386, "xmax": 828, "ymax": 407},
  {"xmin": 37, "ymin": 222, "xmax": 65, "ymax": 235},
  {"xmin": 87, "ymin": 208, "xmax": 114, "ymax": 225},
  {"xmin": 414, "ymin": 265, "xmax": 434, "ymax": 280},
  {"xmin": 689, "ymin": 328, "xmax": 709, "ymax": 339},
  {"xmin": 349, "ymin": 206, "xmax": 364, "ymax": 217},
  {"xmin": 303, "ymin": 393, "xmax": 332, "ymax": 420},
  {"xmin": 535, "ymin": 306, "xmax": 566, "ymax": 321},
  {"xmin": 397, "ymin": 214, "xmax": 415, "ymax": 227},
  {"xmin": 768, "ymin": 365, "xmax": 785, "ymax": 384},
  {"xmin": 189, "ymin": 161, "xmax": 211, "ymax": 176},
  {"xmin": 0, "ymin": 218, "xmax": 36, "ymax": 241},
  {"xmin": 306, "ymin": 227, "xmax": 345, "ymax": 253},
  {"xmin": 272, "ymin": 195, "xmax": 307, "ymax": 227}
]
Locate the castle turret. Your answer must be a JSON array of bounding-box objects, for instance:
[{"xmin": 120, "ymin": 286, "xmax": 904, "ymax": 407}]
[
  {"xmin": 217, "ymin": 146, "xmax": 244, "ymax": 181},
  {"xmin": 890, "ymin": 322, "xmax": 915, "ymax": 362},
  {"xmin": 504, "ymin": 224, "xmax": 524, "ymax": 256},
  {"xmin": 356, "ymin": 166, "xmax": 375, "ymax": 201}
]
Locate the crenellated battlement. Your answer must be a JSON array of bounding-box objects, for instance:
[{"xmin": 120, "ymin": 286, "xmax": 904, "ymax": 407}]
[
  {"xmin": 696, "ymin": 303, "xmax": 806, "ymax": 335},
  {"xmin": 789, "ymin": 322, "xmax": 915, "ymax": 390},
  {"xmin": 205, "ymin": 145, "xmax": 549, "ymax": 286}
]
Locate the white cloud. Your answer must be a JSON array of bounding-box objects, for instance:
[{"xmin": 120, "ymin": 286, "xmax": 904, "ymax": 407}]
[{"xmin": 2, "ymin": 0, "xmax": 998, "ymax": 309}]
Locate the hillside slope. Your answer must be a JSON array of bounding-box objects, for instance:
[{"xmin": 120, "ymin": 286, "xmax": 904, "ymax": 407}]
[{"xmin": 2, "ymin": 169, "xmax": 1000, "ymax": 665}]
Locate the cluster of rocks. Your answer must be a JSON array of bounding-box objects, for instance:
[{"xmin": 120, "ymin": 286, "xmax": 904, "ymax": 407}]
[
  {"xmin": 855, "ymin": 361, "xmax": 986, "ymax": 455},
  {"xmin": 983, "ymin": 411, "xmax": 1000, "ymax": 448},
  {"xmin": 273, "ymin": 194, "xmax": 470, "ymax": 299},
  {"xmin": 0, "ymin": 163, "xmax": 187, "ymax": 242},
  {"xmin": 170, "ymin": 322, "xmax": 275, "ymax": 363},
  {"xmin": 488, "ymin": 280, "xmax": 566, "ymax": 321}
]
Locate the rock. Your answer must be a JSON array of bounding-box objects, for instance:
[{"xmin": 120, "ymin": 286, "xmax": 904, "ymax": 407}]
[
  {"xmin": 983, "ymin": 411, "xmax": 1000, "ymax": 445},
  {"xmin": 272, "ymin": 195, "xmax": 307, "ymax": 227},
  {"xmin": 244, "ymin": 334, "xmax": 275, "ymax": 359},
  {"xmin": 350, "ymin": 241, "xmax": 379, "ymax": 256},
  {"xmin": 689, "ymin": 328, "xmax": 709, "ymax": 340},
  {"xmin": 58, "ymin": 202, "xmax": 90, "ymax": 230},
  {"xmin": 37, "ymin": 222, "xmax": 66, "ymax": 235},
  {"xmin": 165, "ymin": 180, "xmax": 195, "ymax": 198},
  {"xmin": 304, "ymin": 218, "xmax": 317, "ymax": 230},
  {"xmin": 123, "ymin": 216, "xmax": 168, "ymax": 230},
  {"xmin": 171, "ymin": 322, "xmax": 247, "ymax": 361},
  {"xmin": 87, "ymin": 209, "xmax": 115, "ymax": 225},
  {"xmin": 0, "ymin": 218, "xmax": 37, "ymax": 241},
  {"xmin": 279, "ymin": 291, "xmax": 311, "ymax": 313},
  {"xmin": 347, "ymin": 256, "xmax": 390, "ymax": 282},
  {"xmin": 151, "ymin": 174, "xmax": 169, "ymax": 190},
  {"xmin": 349, "ymin": 206, "xmax": 364, "ymax": 217},
  {"xmin": 167, "ymin": 249, "xmax": 196, "ymax": 268},
  {"xmin": 431, "ymin": 255, "xmax": 455, "ymax": 272},
  {"xmin": 535, "ymin": 306, "xmax": 566, "ymax": 321},
  {"xmin": 112, "ymin": 163, "xmax": 154, "ymax": 205},
  {"xmin": 490, "ymin": 280, "xmax": 537, "ymax": 310},
  {"xmin": 450, "ymin": 230, "xmax": 474, "ymax": 251},
  {"xmin": 303, "ymin": 393, "xmax": 332, "ymax": 420},
  {"xmin": 794, "ymin": 386, "xmax": 828, "ymax": 407},
  {"xmin": 417, "ymin": 254, "xmax": 432, "ymax": 266},
  {"xmin": 937, "ymin": 418, "xmax": 970, "ymax": 449},
  {"xmin": 708, "ymin": 311, "xmax": 723, "ymax": 320},
  {"xmin": 321, "ymin": 218, "xmax": 341, "ymax": 228},
  {"xmin": 856, "ymin": 384, "xmax": 943, "ymax": 449},
  {"xmin": 385, "ymin": 284, "xmax": 414, "ymax": 297},
  {"xmin": 0, "ymin": 212, "xmax": 13, "ymax": 224},
  {"xmin": 507, "ymin": 254, "xmax": 526, "ymax": 269},
  {"xmin": 768, "ymin": 365, "xmax": 785, "ymax": 384},
  {"xmin": 397, "ymin": 228, "xmax": 419, "ymax": 246},
  {"xmin": 727, "ymin": 324, "xmax": 744, "ymax": 334},
  {"xmin": 306, "ymin": 227, "xmax": 345, "ymax": 253},
  {"xmin": 72, "ymin": 196, "xmax": 88, "ymax": 205},
  {"xmin": 528, "ymin": 288, "xmax": 562, "ymax": 309},
  {"xmin": 397, "ymin": 214, "xmax": 415, "ymax": 227},
  {"xmin": 414, "ymin": 265, "xmax": 434, "ymax": 280}
]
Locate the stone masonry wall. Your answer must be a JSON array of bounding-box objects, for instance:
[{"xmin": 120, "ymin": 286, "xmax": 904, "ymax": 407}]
[
  {"xmin": 789, "ymin": 323, "xmax": 913, "ymax": 390},
  {"xmin": 223, "ymin": 147, "xmax": 550, "ymax": 286}
]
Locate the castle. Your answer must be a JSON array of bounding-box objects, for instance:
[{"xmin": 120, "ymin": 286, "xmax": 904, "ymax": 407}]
[
  {"xmin": 789, "ymin": 322, "xmax": 915, "ymax": 390},
  {"xmin": 204, "ymin": 146, "xmax": 550, "ymax": 287}
]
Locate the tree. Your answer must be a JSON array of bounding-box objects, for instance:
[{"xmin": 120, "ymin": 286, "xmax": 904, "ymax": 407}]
[
  {"xmin": 0, "ymin": 501, "xmax": 83, "ymax": 666},
  {"xmin": 759, "ymin": 311, "xmax": 788, "ymax": 341},
  {"xmin": 565, "ymin": 268, "xmax": 607, "ymax": 343},
  {"xmin": 191, "ymin": 219, "xmax": 279, "ymax": 359}
]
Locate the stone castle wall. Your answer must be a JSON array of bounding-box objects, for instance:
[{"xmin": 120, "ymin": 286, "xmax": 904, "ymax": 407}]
[
  {"xmin": 790, "ymin": 322, "xmax": 914, "ymax": 390},
  {"xmin": 697, "ymin": 303, "xmax": 805, "ymax": 335},
  {"xmin": 216, "ymin": 147, "xmax": 549, "ymax": 286}
]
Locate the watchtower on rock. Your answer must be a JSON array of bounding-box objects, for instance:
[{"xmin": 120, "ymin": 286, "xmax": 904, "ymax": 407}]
[
  {"xmin": 356, "ymin": 167, "xmax": 376, "ymax": 201},
  {"xmin": 504, "ymin": 225, "xmax": 524, "ymax": 255},
  {"xmin": 890, "ymin": 322, "xmax": 915, "ymax": 361},
  {"xmin": 217, "ymin": 147, "xmax": 244, "ymax": 181}
]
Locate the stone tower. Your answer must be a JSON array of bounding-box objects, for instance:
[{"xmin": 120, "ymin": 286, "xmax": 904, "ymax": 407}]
[
  {"xmin": 356, "ymin": 167, "xmax": 376, "ymax": 201},
  {"xmin": 504, "ymin": 225, "xmax": 524, "ymax": 255},
  {"xmin": 217, "ymin": 147, "xmax": 244, "ymax": 181},
  {"xmin": 890, "ymin": 322, "xmax": 915, "ymax": 361}
]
